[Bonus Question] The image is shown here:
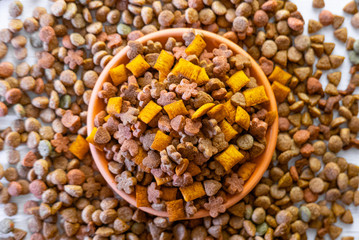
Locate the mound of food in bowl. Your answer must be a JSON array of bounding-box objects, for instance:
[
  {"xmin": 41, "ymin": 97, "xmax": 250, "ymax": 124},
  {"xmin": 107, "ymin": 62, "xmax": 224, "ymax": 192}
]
[{"xmin": 87, "ymin": 31, "xmax": 276, "ymax": 221}]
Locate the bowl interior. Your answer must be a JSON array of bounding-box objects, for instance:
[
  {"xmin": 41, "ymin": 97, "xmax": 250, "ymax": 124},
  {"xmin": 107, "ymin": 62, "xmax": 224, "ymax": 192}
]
[{"xmin": 87, "ymin": 28, "xmax": 278, "ymax": 219}]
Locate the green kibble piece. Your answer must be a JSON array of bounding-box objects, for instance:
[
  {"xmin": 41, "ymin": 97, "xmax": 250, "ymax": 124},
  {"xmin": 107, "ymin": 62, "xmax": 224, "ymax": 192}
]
[
  {"xmin": 244, "ymin": 205, "xmax": 253, "ymax": 220},
  {"xmin": 60, "ymin": 95, "xmax": 71, "ymax": 109},
  {"xmin": 117, "ymin": 23, "xmax": 131, "ymax": 36},
  {"xmin": 13, "ymin": 104, "xmax": 25, "ymax": 118},
  {"xmin": 354, "ymin": 39, "xmax": 359, "ymax": 54},
  {"xmin": 349, "ymin": 51, "xmax": 359, "ymax": 65},
  {"xmin": 131, "ymin": 222, "xmax": 145, "ymax": 235},
  {"xmin": 38, "ymin": 140, "xmax": 52, "ymax": 157},
  {"xmin": 256, "ymin": 222, "xmax": 268, "ymax": 236},
  {"xmin": 50, "ymin": 151, "xmax": 61, "ymax": 158},
  {"xmin": 299, "ymin": 206, "xmax": 311, "ymax": 223}
]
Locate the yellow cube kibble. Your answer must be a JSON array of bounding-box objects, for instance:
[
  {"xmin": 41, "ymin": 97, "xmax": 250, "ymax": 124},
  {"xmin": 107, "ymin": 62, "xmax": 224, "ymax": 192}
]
[
  {"xmin": 109, "ymin": 64, "xmax": 128, "ymax": 86},
  {"xmin": 186, "ymin": 162, "xmax": 201, "ymax": 176},
  {"xmin": 106, "ymin": 97, "xmax": 123, "ymax": 116},
  {"xmin": 138, "ymin": 100, "xmax": 162, "ymax": 124},
  {"xmin": 161, "ymin": 187, "xmax": 178, "ymax": 201},
  {"xmin": 226, "ymin": 71, "xmax": 250, "ymax": 93},
  {"xmin": 136, "ymin": 185, "xmax": 150, "ymax": 207},
  {"xmin": 171, "ymin": 58, "xmax": 202, "ymax": 81},
  {"xmin": 224, "ymin": 100, "xmax": 236, "ymax": 124},
  {"xmin": 237, "ymin": 162, "xmax": 257, "ymax": 181},
  {"xmin": 151, "ymin": 130, "xmax": 172, "ymax": 151},
  {"xmin": 155, "ymin": 176, "xmax": 172, "ymax": 186},
  {"xmin": 126, "ymin": 55, "xmax": 151, "ymax": 77},
  {"xmin": 191, "ymin": 103, "xmax": 215, "ymax": 119},
  {"xmin": 166, "ymin": 199, "xmax": 185, "ymax": 222},
  {"xmin": 180, "ymin": 182, "xmax": 206, "ymax": 202},
  {"xmin": 215, "ymin": 145, "xmax": 244, "ymax": 171},
  {"xmin": 219, "ymin": 120, "xmax": 238, "ymax": 142},
  {"xmin": 154, "ymin": 50, "xmax": 175, "ymax": 75},
  {"xmin": 196, "ymin": 68, "xmax": 210, "ymax": 86},
  {"xmin": 243, "ymin": 86, "xmax": 269, "ymax": 106},
  {"xmin": 185, "ymin": 34, "xmax": 207, "ymax": 57},
  {"xmin": 235, "ymin": 106, "xmax": 250, "ymax": 130},
  {"xmin": 164, "ymin": 100, "xmax": 189, "ymax": 119},
  {"xmin": 133, "ymin": 147, "xmax": 147, "ymax": 166},
  {"xmin": 69, "ymin": 135, "xmax": 89, "ymax": 160},
  {"xmin": 268, "ymin": 66, "xmax": 292, "ymax": 85},
  {"xmin": 271, "ymin": 81, "xmax": 290, "ymax": 103},
  {"xmin": 104, "ymin": 115, "xmax": 110, "ymax": 122},
  {"xmin": 207, "ymin": 104, "xmax": 226, "ymax": 123},
  {"xmin": 265, "ymin": 110, "xmax": 277, "ymax": 126}
]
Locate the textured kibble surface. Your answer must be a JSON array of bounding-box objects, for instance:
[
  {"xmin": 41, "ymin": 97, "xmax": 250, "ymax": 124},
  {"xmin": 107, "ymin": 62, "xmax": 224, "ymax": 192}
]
[
  {"xmin": 92, "ymin": 31, "xmax": 274, "ymax": 219},
  {"xmin": 0, "ymin": 0, "xmax": 357, "ymax": 239}
]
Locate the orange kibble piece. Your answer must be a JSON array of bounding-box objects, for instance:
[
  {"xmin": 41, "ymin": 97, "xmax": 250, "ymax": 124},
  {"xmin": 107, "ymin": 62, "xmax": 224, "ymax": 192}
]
[
  {"xmin": 138, "ymin": 100, "xmax": 162, "ymax": 124},
  {"xmin": 191, "ymin": 103, "xmax": 215, "ymax": 119},
  {"xmin": 226, "ymin": 70, "xmax": 250, "ymax": 93},
  {"xmin": 219, "ymin": 120, "xmax": 238, "ymax": 142},
  {"xmin": 207, "ymin": 104, "xmax": 226, "ymax": 122},
  {"xmin": 136, "ymin": 185, "xmax": 150, "ymax": 207},
  {"xmin": 215, "ymin": 145, "xmax": 244, "ymax": 171},
  {"xmin": 180, "ymin": 182, "xmax": 206, "ymax": 202},
  {"xmin": 223, "ymin": 100, "xmax": 236, "ymax": 124},
  {"xmin": 185, "ymin": 34, "xmax": 206, "ymax": 56},
  {"xmin": 126, "ymin": 55, "xmax": 151, "ymax": 77},
  {"xmin": 171, "ymin": 58, "xmax": 202, "ymax": 81},
  {"xmin": 196, "ymin": 68, "xmax": 210, "ymax": 86},
  {"xmin": 271, "ymin": 81, "xmax": 290, "ymax": 103},
  {"xmin": 151, "ymin": 130, "xmax": 172, "ymax": 151},
  {"xmin": 69, "ymin": 135, "xmax": 89, "ymax": 160},
  {"xmin": 154, "ymin": 50, "xmax": 175, "ymax": 75},
  {"xmin": 268, "ymin": 66, "xmax": 292, "ymax": 85},
  {"xmin": 164, "ymin": 100, "xmax": 189, "ymax": 119},
  {"xmin": 109, "ymin": 64, "xmax": 127, "ymax": 86},
  {"xmin": 106, "ymin": 97, "xmax": 123, "ymax": 116},
  {"xmin": 243, "ymin": 86, "xmax": 269, "ymax": 106},
  {"xmin": 166, "ymin": 199, "xmax": 185, "ymax": 222},
  {"xmin": 161, "ymin": 187, "xmax": 178, "ymax": 201},
  {"xmin": 237, "ymin": 162, "xmax": 257, "ymax": 181},
  {"xmin": 235, "ymin": 106, "xmax": 250, "ymax": 130}
]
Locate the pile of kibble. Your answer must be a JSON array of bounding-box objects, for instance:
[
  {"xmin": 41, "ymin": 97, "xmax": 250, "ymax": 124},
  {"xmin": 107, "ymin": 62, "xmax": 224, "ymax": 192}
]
[{"xmin": 0, "ymin": 0, "xmax": 358, "ymax": 239}]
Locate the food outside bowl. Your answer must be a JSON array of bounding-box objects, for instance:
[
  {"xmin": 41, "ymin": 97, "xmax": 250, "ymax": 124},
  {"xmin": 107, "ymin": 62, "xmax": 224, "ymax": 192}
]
[{"xmin": 87, "ymin": 28, "xmax": 278, "ymax": 219}]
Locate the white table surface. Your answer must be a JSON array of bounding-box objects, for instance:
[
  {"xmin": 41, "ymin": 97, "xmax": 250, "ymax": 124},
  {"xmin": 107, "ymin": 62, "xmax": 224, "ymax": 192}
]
[{"xmin": 0, "ymin": 0, "xmax": 358, "ymax": 239}]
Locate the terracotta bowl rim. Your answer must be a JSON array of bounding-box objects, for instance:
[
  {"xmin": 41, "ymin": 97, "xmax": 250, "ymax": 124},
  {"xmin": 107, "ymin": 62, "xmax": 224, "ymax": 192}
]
[{"xmin": 87, "ymin": 28, "xmax": 278, "ymax": 219}]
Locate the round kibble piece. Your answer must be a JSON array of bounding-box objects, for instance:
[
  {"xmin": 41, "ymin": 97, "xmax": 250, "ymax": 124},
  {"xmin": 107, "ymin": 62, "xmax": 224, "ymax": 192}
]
[{"xmin": 323, "ymin": 162, "xmax": 340, "ymax": 181}]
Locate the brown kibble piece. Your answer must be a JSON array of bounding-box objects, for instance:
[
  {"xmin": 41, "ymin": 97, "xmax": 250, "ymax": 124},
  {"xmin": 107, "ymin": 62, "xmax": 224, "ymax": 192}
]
[
  {"xmin": 313, "ymin": 0, "xmax": 325, "ymax": 8},
  {"xmin": 308, "ymin": 20, "xmax": 323, "ymax": 34},
  {"xmin": 334, "ymin": 28, "xmax": 347, "ymax": 43},
  {"xmin": 319, "ymin": 10, "xmax": 334, "ymax": 26},
  {"xmin": 343, "ymin": 1, "xmax": 358, "ymax": 14}
]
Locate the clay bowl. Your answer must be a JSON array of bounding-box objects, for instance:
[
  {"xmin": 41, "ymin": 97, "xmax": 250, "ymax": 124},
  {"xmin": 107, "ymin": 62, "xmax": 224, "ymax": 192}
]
[{"xmin": 87, "ymin": 28, "xmax": 278, "ymax": 219}]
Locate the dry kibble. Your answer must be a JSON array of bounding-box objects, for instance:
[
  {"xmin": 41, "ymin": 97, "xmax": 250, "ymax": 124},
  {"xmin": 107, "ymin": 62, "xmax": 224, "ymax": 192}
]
[
  {"xmin": 9, "ymin": 1, "xmax": 23, "ymax": 18},
  {"xmin": 0, "ymin": 0, "xmax": 355, "ymax": 238},
  {"xmin": 4, "ymin": 202, "xmax": 18, "ymax": 216},
  {"xmin": 319, "ymin": 10, "xmax": 334, "ymax": 26}
]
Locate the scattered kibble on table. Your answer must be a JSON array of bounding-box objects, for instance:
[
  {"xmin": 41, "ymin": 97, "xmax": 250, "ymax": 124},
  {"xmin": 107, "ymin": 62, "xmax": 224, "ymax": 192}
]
[{"xmin": 0, "ymin": 0, "xmax": 357, "ymax": 239}]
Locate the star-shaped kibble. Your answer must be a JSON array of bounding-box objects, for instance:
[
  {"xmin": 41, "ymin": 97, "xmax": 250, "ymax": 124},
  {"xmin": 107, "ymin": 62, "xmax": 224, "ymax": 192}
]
[
  {"xmin": 224, "ymin": 173, "xmax": 244, "ymax": 195},
  {"xmin": 147, "ymin": 182, "xmax": 162, "ymax": 204},
  {"xmin": 116, "ymin": 171, "xmax": 137, "ymax": 194},
  {"xmin": 204, "ymin": 196, "xmax": 226, "ymax": 218},
  {"xmin": 64, "ymin": 50, "xmax": 84, "ymax": 69},
  {"xmin": 50, "ymin": 133, "xmax": 70, "ymax": 153}
]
